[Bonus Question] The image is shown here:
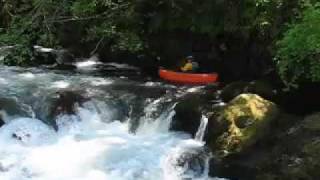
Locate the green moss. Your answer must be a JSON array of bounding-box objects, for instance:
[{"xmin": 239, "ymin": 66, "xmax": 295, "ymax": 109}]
[{"xmin": 211, "ymin": 94, "xmax": 279, "ymax": 154}]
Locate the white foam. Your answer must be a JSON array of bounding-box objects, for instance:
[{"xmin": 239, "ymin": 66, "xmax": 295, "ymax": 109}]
[
  {"xmin": 33, "ymin": 45, "xmax": 55, "ymax": 53},
  {"xmin": 75, "ymin": 56, "xmax": 101, "ymax": 69},
  {"xmin": 76, "ymin": 60, "xmax": 98, "ymax": 68},
  {"xmin": 105, "ymin": 63, "xmax": 138, "ymax": 70},
  {"xmin": 0, "ymin": 66, "xmax": 220, "ymax": 179},
  {"xmin": 0, "ymin": 118, "xmax": 56, "ymax": 146},
  {"xmin": 50, "ymin": 81, "xmax": 70, "ymax": 89},
  {"xmin": 0, "ymin": 105, "xmax": 214, "ymax": 180},
  {"xmin": 195, "ymin": 115, "xmax": 209, "ymax": 142},
  {"xmin": 19, "ymin": 73, "xmax": 35, "ymax": 79},
  {"xmin": 90, "ymin": 78, "xmax": 113, "ymax": 86}
]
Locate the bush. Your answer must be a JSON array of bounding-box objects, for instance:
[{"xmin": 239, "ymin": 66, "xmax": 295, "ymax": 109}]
[{"xmin": 275, "ymin": 3, "xmax": 320, "ymax": 87}]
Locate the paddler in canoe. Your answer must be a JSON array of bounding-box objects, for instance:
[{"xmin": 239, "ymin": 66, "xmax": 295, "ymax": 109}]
[
  {"xmin": 158, "ymin": 55, "xmax": 218, "ymax": 84},
  {"xmin": 180, "ymin": 56, "xmax": 199, "ymax": 73}
]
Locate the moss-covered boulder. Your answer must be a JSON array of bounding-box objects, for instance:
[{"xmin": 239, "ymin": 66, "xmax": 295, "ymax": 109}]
[
  {"xmin": 209, "ymin": 94, "xmax": 280, "ymax": 155},
  {"xmin": 208, "ymin": 104, "xmax": 320, "ymax": 179}
]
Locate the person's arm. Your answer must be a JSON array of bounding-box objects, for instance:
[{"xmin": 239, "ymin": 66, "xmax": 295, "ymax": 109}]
[{"xmin": 181, "ymin": 63, "xmax": 192, "ymax": 72}]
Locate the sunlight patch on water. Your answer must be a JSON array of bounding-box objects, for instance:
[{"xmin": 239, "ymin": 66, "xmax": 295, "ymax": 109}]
[
  {"xmin": 90, "ymin": 79, "xmax": 113, "ymax": 86},
  {"xmin": 33, "ymin": 45, "xmax": 55, "ymax": 53},
  {"xmin": 50, "ymin": 81, "xmax": 70, "ymax": 89},
  {"xmin": 187, "ymin": 86, "xmax": 205, "ymax": 93},
  {"xmin": 0, "ymin": 77, "xmax": 7, "ymax": 84},
  {"xmin": 76, "ymin": 56, "xmax": 101, "ymax": 69},
  {"xmin": 76, "ymin": 60, "xmax": 99, "ymax": 68},
  {"xmin": 19, "ymin": 73, "xmax": 35, "ymax": 79}
]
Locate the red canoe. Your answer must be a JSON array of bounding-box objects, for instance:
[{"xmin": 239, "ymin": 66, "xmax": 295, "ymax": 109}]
[{"xmin": 159, "ymin": 69, "xmax": 218, "ymax": 85}]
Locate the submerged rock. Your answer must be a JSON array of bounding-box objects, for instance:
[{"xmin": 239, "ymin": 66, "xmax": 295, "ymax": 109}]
[
  {"xmin": 0, "ymin": 97, "xmax": 32, "ymax": 120},
  {"xmin": 49, "ymin": 90, "xmax": 88, "ymax": 129},
  {"xmin": 52, "ymin": 90, "xmax": 88, "ymax": 115},
  {"xmin": 0, "ymin": 118, "xmax": 56, "ymax": 145},
  {"xmin": 172, "ymin": 147, "xmax": 209, "ymax": 178},
  {"xmin": 165, "ymin": 143, "xmax": 211, "ymax": 179},
  {"xmin": 208, "ymin": 94, "xmax": 280, "ymax": 155}
]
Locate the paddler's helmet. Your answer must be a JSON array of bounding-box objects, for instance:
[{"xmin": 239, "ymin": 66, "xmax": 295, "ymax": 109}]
[{"xmin": 186, "ymin": 56, "xmax": 194, "ymax": 60}]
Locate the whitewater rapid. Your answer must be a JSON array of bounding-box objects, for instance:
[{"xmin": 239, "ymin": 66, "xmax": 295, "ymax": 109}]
[{"xmin": 0, "ymin": 65, "xmax": 223, "ymax": 180}]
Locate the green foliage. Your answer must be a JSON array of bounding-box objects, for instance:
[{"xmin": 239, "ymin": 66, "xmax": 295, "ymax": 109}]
[
  {"xmin": 0, "ymin": 0, "xmax": 66, "ymax": 65},
  {"xmin": 275, "ymin": 3, "xmax": 320, "ymax": 87},
  {"xmin": 70, "ymin": 0, "xmax": 144, "ymax": 53},
  {"xmin": 0, "ymin": 0, "xmax": 316, "ymax": 74}
]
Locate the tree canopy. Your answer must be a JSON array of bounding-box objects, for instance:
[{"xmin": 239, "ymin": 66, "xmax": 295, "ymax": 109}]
[{"xmin": 1, "ymin": 0, "xmax": 320, "ymax": 86}]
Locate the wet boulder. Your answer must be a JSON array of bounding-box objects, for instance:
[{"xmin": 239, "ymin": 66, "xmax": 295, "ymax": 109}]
[
  {"xmin": 220, "ymin": 80, "xmax": 277, "ymax": 102},
  {"xmin": 170, "ymin": 95, "xmax": 202, "ymax": 137},
  {"xmin": 33, "ymin": 46, "xmax": 76, "ymax": 67},
  {"xmin": 220, "ymin": 81, "xmax": 249, "ymax": 102},
  {"xmin": 208, "ymin": 94, "xmax": 280, "ymax": 155},
  {"xmin": 166, "ymin": 145, "xmax": 211, "ymax": 179},
  {"xmin": 55, "ymin": 49, "xmax": 75, "ymax": 65},
  {"xmin": 49, "ymin": 90, "xmax": 88, "ymax": 128},
  {"xmin": 51, "ymin": 63, "xmax": 77, "ymax": 70},
  {"xmin": 253, "ymin": 112, "xmax": 320, "ymax": 180},
  {"xmin": 47, "ymin": 90, "xmax": 90, "ymax": 131},
  {"xmin": 246, "ymin": 80, "xmax": 277, "ymax": 101},
  {"xmin": 0, "ymin": 97, "xmax": 32, "ymax": 121},
  {"xmin": 0, "ymin": 113, "xmax": 4, "ymax": 127}
]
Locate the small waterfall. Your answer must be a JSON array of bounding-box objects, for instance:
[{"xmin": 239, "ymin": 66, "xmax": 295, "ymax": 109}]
[
  {"xmin": 0, "ymin": 65, "xmax": 225, "ymax": 180},
  {"xmin": 195, "ymin": 115, "xmax": 209, "ymax": 142}
]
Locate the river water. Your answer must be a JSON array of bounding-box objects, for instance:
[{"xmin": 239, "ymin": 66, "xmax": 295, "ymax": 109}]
[{"xmin": 0, "ymin": 63, "xmax": 223, "ymax": 180}]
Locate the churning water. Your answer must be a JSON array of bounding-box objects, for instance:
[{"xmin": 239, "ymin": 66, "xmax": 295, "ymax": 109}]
[{"xmin": 0, "ymin": 65, "xmax": 223, "ymax": 180}]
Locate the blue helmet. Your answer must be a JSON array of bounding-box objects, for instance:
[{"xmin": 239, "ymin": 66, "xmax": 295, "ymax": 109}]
[{"xmin": 186, "ymin": 56, "xmax": 194, "ymax": 60}]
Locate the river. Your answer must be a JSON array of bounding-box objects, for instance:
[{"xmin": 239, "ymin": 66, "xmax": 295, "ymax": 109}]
[{"xmin": 0, "ymin": 63, "xmax": 224, "ymax": 180}]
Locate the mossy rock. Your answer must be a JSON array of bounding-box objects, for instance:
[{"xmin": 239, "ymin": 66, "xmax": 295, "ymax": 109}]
[
  {"xmin": 209, "ymin": 111, "xmax": 320, "ymax": 180},
  {"xmin": 210, "ymin": 94, "xmax": 280, "ymax": 155}
]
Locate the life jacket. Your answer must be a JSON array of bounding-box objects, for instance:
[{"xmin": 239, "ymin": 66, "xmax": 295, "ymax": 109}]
[{"xmin": 191, "ymin": 62, "xmax": 199, "ymax": 72}]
